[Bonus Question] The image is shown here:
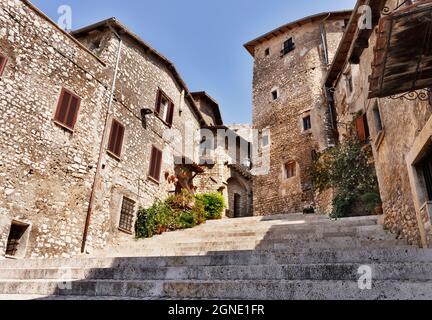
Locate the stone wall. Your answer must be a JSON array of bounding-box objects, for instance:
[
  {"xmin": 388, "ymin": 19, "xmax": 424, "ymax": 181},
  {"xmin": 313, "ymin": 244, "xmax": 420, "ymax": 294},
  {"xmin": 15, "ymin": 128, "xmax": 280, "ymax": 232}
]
[
  {"xmin": 0, "ymin": 0, "xmax": 110, "ymax": 258},
  {"xmin": 0, "ymin": 0, "xmax": 206, "ymax": 258},
  {"xmin": 77, "ymin": 28, "xmax": 203, "ymax": 250},
  {"xmin": 331, "ymin": 1, "xmax": 432, "ymax": 245},
  {"xmin": 250, "ymin": 17, "xmax": 348, "ymax": 215}
]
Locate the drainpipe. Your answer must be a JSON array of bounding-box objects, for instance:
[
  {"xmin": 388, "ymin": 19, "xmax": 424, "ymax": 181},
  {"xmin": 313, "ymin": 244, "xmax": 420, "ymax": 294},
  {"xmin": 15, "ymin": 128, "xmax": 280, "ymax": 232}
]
[
  {"xmin": 320, "ymin": 13, "xmax": 339, "ymax": 147},
  {"xmin": 81, "ymin": 27, "xmax": 123, "ymax": 253},
  {"xmin": 320, "ymin": 13, "xmax": 331, "ymax": 67}
]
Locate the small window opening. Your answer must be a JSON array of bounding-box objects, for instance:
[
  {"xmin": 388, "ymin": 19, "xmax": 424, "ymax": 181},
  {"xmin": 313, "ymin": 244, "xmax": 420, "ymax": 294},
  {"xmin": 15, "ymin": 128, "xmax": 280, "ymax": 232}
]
[
  {"xmin": 6, "ymin": 222, "xmax": 29, "ymax": 257},
  {"xmin": 303, "ymin": 115, "xmax": 312, "ymax": 131},
  {"xmin": 284, "ymin": 161, "xmax": 296, "ymax": 179},
  {"xmin": 373, "ymin": 102, "xmax": 383, "ymax": 132},
  {"xmin": 281, "ymin": 38, "xmax": 295, "ymax": 56}
]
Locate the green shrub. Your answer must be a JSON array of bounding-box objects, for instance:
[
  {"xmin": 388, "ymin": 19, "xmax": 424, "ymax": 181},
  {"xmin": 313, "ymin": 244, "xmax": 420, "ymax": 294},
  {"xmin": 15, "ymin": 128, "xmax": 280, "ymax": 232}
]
[
  {"xmin": 135, "ymin": 189, "xmax": 210, "ymax": 239},
  {"xmin": 196, "ymin": 192, "xmax": 225, "ymax": 220},
  {"xmin": 135, "ymin": 201, "xmax": 174, "ymax": 239},
  {"xmin": 310, "ymin": 137, "xmax": 381, "ymax": 218}
]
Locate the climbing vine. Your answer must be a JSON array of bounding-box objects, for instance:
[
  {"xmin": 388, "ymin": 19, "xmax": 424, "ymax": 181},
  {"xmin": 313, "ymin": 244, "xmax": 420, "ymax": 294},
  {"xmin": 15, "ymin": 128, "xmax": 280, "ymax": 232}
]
[{"xmin": 310, "ymin": 136, "xmax": 381, "ymax": 218}]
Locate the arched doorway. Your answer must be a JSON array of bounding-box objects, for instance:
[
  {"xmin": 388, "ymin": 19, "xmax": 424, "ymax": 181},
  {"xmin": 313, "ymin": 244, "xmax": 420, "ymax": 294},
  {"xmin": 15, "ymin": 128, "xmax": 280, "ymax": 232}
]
[{"xmin": 227, "ymin": 177, "xmax": 251, "ymax": 218}]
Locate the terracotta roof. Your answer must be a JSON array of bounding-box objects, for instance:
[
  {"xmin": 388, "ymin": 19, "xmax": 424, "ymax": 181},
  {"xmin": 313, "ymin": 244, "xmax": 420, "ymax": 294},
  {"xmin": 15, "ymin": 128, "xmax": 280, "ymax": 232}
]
[
  {"xmin": 244, "ymin": 10, "xmax": 352, "ymax": 57},
  {"xmin": 72, "ymin": 18, "xmax": 206, "ymax": 126},
  {"xmin": 191, "ymin": 91, "xmax": 223, "ymax": 126}
]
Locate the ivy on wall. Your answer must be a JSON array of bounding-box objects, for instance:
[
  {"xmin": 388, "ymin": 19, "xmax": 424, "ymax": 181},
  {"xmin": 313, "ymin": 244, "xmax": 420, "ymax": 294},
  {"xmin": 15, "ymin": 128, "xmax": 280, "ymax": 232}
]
[{"xmin": 310, "ymin": 136, "xmax": 381, "ymax": 218}]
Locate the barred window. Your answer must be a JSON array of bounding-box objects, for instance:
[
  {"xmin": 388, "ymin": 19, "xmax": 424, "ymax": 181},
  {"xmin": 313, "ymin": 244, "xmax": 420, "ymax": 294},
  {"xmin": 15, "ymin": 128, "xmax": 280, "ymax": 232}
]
[{"xmin": 119, "ymin": 197, "xmax": 135, "ymax": 233}]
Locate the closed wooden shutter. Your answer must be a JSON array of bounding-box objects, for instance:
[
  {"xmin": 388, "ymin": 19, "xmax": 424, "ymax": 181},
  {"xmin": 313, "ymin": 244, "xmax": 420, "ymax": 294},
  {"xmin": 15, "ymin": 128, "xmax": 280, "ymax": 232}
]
[
  {"xmin": 0, "ymin": 55, "xmax": 7, "ymax": 77},
  {"xmin": 355, "ymin": 114, "xmax": 370, "ymax": 143},
  {"xmin": 149, "ymin": 146, "xmax": 162, "ymax": 181},
  {"xmin": 54, "ymin": 88, "xmax": 81, "ymax": 130},
  {"xmin": 166, "ymin": 102, "xmax": 174, "ymax": 126},
  {"xmin": 108, "ymin": 119, "xmax": 125, "ymax": 158},
  {"xmin": 155, "ymin": 90, "xmax": 162, "ymax": 115}
]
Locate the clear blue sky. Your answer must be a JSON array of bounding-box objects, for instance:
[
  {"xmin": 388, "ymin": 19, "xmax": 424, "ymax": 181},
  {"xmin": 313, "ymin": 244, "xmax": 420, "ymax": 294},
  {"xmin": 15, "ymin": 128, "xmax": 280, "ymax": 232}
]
[{"xmin": 32, "ymin": 0, "xmax": 356, "ymax": 124}]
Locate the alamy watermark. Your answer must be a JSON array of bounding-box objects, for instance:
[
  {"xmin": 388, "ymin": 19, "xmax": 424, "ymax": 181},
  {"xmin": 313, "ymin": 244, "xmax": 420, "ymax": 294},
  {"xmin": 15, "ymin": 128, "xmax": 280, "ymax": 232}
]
[
  {"xmin": 57, "ymin": 5, "xmax": 72, "ymax": 31},
  {"xmin": 358, "ymin": 265, "xmax": 373, "ymax": 290}
]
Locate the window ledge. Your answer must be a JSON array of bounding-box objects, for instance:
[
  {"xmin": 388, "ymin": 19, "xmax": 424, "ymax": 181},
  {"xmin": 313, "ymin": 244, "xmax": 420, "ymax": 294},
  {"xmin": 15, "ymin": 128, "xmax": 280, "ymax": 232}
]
[
  {"xmin": 374, "ymin": 130, "xmax": 385, "ymax": 151},
  {"xmin": 148, "ymin": 176, "xmax": 160, "ymax": 185},
  {"xmin": 118, "ymin": 227, "xmax": 133, "ymax": 235},
  {"xmin": 107, "ymin": 150, "xmax": 122, "ymax": 162},
  {"xmin": 155, "ymin": 114, "xmax": 173, "ymax": 128},
  {"xmin": 53, "ymin": 120, "xmax": 74, "ymax": 133}
]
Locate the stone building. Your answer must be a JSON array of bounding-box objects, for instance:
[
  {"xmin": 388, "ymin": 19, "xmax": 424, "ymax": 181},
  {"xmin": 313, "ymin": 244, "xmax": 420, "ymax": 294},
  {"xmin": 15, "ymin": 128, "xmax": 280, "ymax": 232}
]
[
  {"xmin": 0, "ymin": 0, "xmax": 251, "ymax": 259},
  {"xmin": 244, "ymin": 11, "xmax": 352, "ymax": 216},
  {"xmin": 325, "ymin": 0, "xmax": 432, "ymax": 246}
]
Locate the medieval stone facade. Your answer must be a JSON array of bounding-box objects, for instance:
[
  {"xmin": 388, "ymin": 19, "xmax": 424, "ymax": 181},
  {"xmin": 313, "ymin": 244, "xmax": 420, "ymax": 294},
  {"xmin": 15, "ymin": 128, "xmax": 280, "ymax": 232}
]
[
  {"xmin": 326, "ymin": 0, "xmax": 432, "ymax": 246},
  {"xmin": 245, "ymin": 11, "xmax": 351, "ymax": 216},
  {"xmin": 0, "ymin": 0, "xmax": 251, "ymax": 259}
]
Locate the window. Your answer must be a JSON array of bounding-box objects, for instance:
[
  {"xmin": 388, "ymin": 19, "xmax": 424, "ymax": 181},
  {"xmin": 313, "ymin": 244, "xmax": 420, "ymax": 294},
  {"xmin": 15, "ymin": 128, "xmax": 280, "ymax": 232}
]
[
  {"xmin": 0, "ymin": 54, "xmax": 7, "ymax": 77},
  {"xmin": 355, "ymin": 113, "xmax": 370, "ymax": 143},
  {"xmin": 303, "ymin": 115, "xmax": 312, "ymax": 131},
  {"xmin": 284, "ymin": 161, "xmax": 296, "ymax": 179},
  {"xmin": 54, "ymin": 88, "xmax": 81, "ymax": 131},
  {"xmin": 6, "ymin": 221, "xmax": 29, "ymax": 257},
  {"xmin": 265, "ymin": 48, "xmax": 270, "ymax": 56},
  {"xmin": 119, "ymin": 197, "xmax": 135, "ymax": 233},
  {"xmin": 155, "ymin": 89, "xmax": 174, "ymax": 127},
  {"xmin": 107, "ymin": 119, "xmax": 125, "ymax": 159},
  {"xmin": 281, "ymin": 38, "xmax": 295, "ymax": 56},
  {"xmin": 148, "ymin": 146, "xmax": 163, "ymax": 182},
  {"xmin": 372, "ymin": 102, "xmax": 383, "ymax": 133},
  {"xmin": 271, "ymin": 89, "xmax": 279, "ymax": 101},
  {"xmin": 420, "ymin": 153, "xmax": 432, "ymax": 202}
]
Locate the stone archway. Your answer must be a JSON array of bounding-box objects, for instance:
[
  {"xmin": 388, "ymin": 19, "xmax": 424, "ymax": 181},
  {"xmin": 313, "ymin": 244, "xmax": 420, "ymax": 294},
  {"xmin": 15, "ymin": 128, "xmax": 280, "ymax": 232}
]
[{"xmin": 227, "ymin": 176, "xmax": 251, "ymax": 218}]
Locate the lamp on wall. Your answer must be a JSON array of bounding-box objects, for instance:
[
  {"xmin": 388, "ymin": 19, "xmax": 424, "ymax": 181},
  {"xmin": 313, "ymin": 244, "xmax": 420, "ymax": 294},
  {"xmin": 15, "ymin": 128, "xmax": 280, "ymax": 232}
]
[{"xmin": 141, "ymin": 108, "xmax": 153, "ymax": 129}]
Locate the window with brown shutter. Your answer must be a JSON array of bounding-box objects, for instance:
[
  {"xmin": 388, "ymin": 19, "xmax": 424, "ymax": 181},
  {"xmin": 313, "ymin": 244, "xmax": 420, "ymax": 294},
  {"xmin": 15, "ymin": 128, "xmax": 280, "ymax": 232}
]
[
  {"xmin": 355, "ymin": 113, "xmax": 370, "ymax": 143},
  {"xmin": 0, "ymin": 54, "xmax": 7, "ymax": 77},
  {"xmin": 107, "ymin": 119, "xmax": 125, "ymax": 159},
  {"xmin": 54, "ymin": 88, "xmax": 81, "ymax": 131},
  {"xmin": 148, "ymin": 146, "xmax": 163, "ymax": 182},
  {"xmin": 155, "ymin": 89, "xmax": 174, "ymax": 127}
]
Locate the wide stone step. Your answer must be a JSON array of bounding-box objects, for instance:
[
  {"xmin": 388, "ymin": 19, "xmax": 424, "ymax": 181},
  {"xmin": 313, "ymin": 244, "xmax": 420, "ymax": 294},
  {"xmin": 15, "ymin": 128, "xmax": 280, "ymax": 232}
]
[
  {"xmin": 204, "ymin": 214, "xmax": 378, "ymax": 225},
  {"xmin": 140, "ymin": 226, "xmax": 393, "ymax": 243},
  {"xmin": 2, "ymin": 248, "xmax": 431, "ymax": 269},
  {"xmin": 3, "ymin": 262, "xmax": 432, "ymax": 281},
  {"xmin": 192, "ymin": 217, "xmax": 379, "ymax": 231},
  {"xmin": 106, "ymin": 238, "xmax": 407, "ymax": 256},
  {"xmin": 150, "ymin": 225, "xmax": 384, "ymax": 240},
  {"xmin": 0, "ymin": 279, "xmax": 431, "ymax": 300}
]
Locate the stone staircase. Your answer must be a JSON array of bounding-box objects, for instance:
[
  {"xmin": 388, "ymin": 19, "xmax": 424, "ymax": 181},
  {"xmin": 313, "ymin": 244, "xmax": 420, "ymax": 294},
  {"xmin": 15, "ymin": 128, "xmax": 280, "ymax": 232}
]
[{"xmin": 1, "ymin": 213, "xmax": 432, "ymax": 300}]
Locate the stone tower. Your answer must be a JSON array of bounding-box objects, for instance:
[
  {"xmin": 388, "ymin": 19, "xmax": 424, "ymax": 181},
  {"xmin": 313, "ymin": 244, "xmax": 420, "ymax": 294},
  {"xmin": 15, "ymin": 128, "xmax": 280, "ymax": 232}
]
[{"xmin": 244, "ymin": 11, "xmax": 351, "ymax": 215}]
